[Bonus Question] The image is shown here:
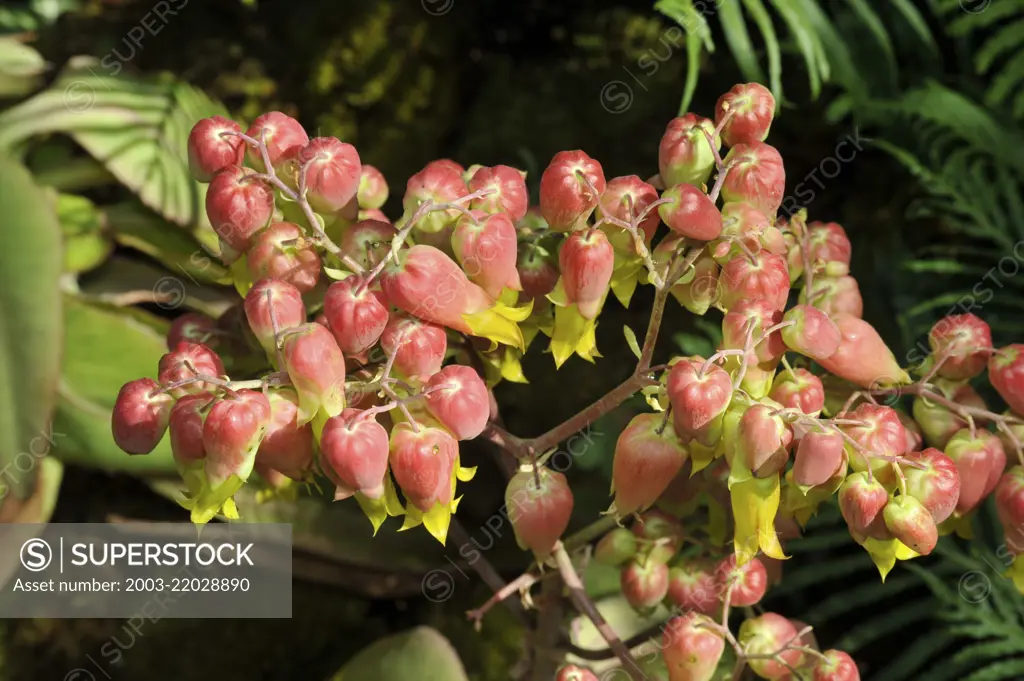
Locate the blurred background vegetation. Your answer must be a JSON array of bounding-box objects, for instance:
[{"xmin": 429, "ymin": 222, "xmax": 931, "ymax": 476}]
[{"xmin": 2, "ymin": 0, "xmax": 1024, "ymax": 679}]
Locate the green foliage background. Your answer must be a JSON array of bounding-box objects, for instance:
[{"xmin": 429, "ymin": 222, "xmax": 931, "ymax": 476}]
[{"xmin": 2, "ymin": 0, "xmax": 1024, "ymax": 679}]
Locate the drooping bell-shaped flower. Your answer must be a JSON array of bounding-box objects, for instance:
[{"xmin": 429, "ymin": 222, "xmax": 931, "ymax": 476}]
[
  {"xmin": 817, "ymin": 314, "xmax": 910, "ymax": 389},
  {"xmin": 280, "ymin": 323, "xmax": 347, "ymax": 424},
  {"xmin": 423, "ymin": 364, "xmax": 489, "ymax": 440},
  {"xmin": 539, "ymin": 150, "xmax": 606, "ymax": 231},
  {"xmin": 379, "ymin": 314, "xmax": 448, "ymax": 382},
  {"xmin": 320, "ymin": 408, "xmax": 391, "ymax": 500},
  {"xmin": 323, "ymin": 277, "xmax": 389, "ymax": 355},
  {"xmin": 715, "ymin": 82, "xmax": 775, "ymax": 147},
  {"xmin": 255, "ymin": 388, "xmax": 314, "ymax": 481},
  {"xmin": 451, "ymin": 211, "xmax": 521, "ymax": 298},
  {"xmin": 243, "ymin": 278, "xmax": 307, "ymax": 357},
  {"xmin": 506, "ymin": 465, "xmax": 574, "ymax": 559},
  {"xmin": 112, "ymin": 378, "xmax": 174, "ymax": 455},
  {"xmin": 559, "ymin": 228, "xmax": 615, "ymax": 320},
  {"xmin": 611, "ymin": 413, "xmax": 688, "ymax": 516}
]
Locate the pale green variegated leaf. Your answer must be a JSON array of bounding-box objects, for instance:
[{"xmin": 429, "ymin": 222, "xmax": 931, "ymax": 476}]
[
  {"xmin": 0, "ymin": 56, "xmax": 229, "ymax": 231},
  {"xmin": 57, "ymin": 193, "xmax": 111, "ymax": 274},
  {"xmin": 104, "ymin": 202, "xmax": 229, "ymax": 285},
  {"xmin": 333, "ymin": 627, "xmax": 468, "ymax": 681},
  {"xmin": 0, "ymin": 37, "xmax": 45, "ymax": 97},
  {"xmin": 0, "ymin": 154, "xmax": 62, "ymax": 500}
]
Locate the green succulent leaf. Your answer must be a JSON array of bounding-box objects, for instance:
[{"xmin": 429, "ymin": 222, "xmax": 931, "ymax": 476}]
[
  {"xmin": 0, "ymin": 154, "xmax": 62, "ymax": 500},
  {"xmin": 333, "ymin": 627, "xmax": 469, "ymax": 681}
]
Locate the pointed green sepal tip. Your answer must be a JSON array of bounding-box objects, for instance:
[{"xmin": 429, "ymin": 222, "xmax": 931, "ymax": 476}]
[
  {"xmin": 355, "ymin": 491, "xmax": 390, "ymax": 535},
  {"xmin": 230, "ymin": 254, "xmax": 252, "ymax": 299}
]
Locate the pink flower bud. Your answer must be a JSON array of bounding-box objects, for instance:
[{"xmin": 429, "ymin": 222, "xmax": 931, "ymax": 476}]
[
  {"xmin": 167, "ymin": 312, "xmax": 217, "ymax": 351},
  {"xmin": 782, "ymin": 304, "xmax": 841, "ymax": 360},
  {"xmin": 737, "ymin": 403, "xmax": 788, "ymax": 473},
  {"xmin": 594, "ymin": 527, "xmax": 639, "ymax": 566},
  {"xmin": 662, "ymin": 612, "xmax": 725, "ymax": 681},
  {"xmin": 612, "ymin": 413, "xmax": 688, "ymax": 516},
  {"xmin": 722, "ymin": 299, "xmax": 785, "ymax": 364},
  {"xmin": 452, "ymin": 211, "xmax": 521, "ymax": 298},
  {"xmin": 800, "ymin": 275, "xmax": 863, "ymax": 318},
  {"xmin": 202, "ymin": 390, "xmax": 271, "ymax": 487},
  {"xmin": 168, "ymin": 392, "xmax": 213, "ymax": 467},
  {"xmin": 883, "ymin": 494, "xmax": 938, "ymax": 555},
  {"xmin": 517, "ymin": 205, "xmax": 549, "ymax": 235},
  {"xmin": 389, "ymin": 423, "xmax": 458, "ymax": 511},
  {"xmin": 468, "ymin": 165, "xmax": 529, "ymax": 222},
  {"xmin": 320, "ymin": 408, "xmax": 390, "ymax": 499},
  {"xmin": 357, "ymin": 164, "xmax": 388, "ymax": 210},
  {"xmin": 945, "ymin": 429, "xmax": 1005, "ymax": 515},
  {"xmin": 341, "ymin": 219, "xmax": 397, "ymax": 270},
  {"xmin": 426, "ymin": 158, "xmax": 465, "ymax": 176},
  {"xmin": 111, "ymin": 378, "xmax": 173, "ymax": 455},
  {"xmin": 424, "ymin": 364, "xmax": 489, "ymax": 440},
  {"xmin": 323, "ymin": 278, "xmax": 388, "ymax": 355},
  {"xmin": 506, "ymin": 465, "xmax": 574, "ymax": 558},
  {"xmin": 539, "ymin": 150, "xmax": 606, "ymax": 231},
  {"xmin": 559, "ymin": 228, "xmax": 614, "ymax": 319},
  {"xmin": 990, "ymin": 344, "xmax": 1024, "ymax": 415},
  {"xmin": 658, "ymin": 114, "xmax": 719, "ymax": 188},
  {"xmin": 817, "ymin": 314, "xmax": 909, "ymax": 389},
  {"xmin": 838, "ymin": 472, "xmax": 890, "ymax": 542},
  {"xmin": 295, "ymin": 137, "xmax": 361, "ymax": 214},
  {"xmin": 793, "ymin": 429, "xmax": 845, "ymax": 486},
  {"xmin": 715, "ymin": 553, "xmax": 768, "ymax": 606},
  {"xmin": 281, "ymin": 323, "xmax": 347, "ymax": 423},
  {"xmin": 243, "ymin": 278, "xmax": 307, "ymax": 356},
  {"xmin": 517, "ymin": 245, "xmax": 559, "ymax": 301},
  {"xmin": 379, "ymin": 314, "xmax": 448, "ymax": 381},
  {"xmin": 245, "ymin": 111, "xmax": 308, "ymax": 172},
  {"xmin": 655, "ymin": 239, "xmax": 721, "ymax": 314},
  {"xmin": 902, "ymin": 448, "xmax": 960, "ymax": 524},
  {"xmin": 667, "ymin": 558, "xmax": 719, "ymax": 615},
  {"xmin": 158, "ymin": 342, "xmax": 226, "ymax": 397},
  {"xmin": 807, "ymin": 222, "xmax": 852, "ymax": 267},
  {"xmin": 556, "ymin": 666, "xmax": 598, "ymax": 681},
  {"xmin": 715, "ymin": 82, "xmax": 775, "ymax": 147},
  {"xmin": 715, "ymin": 202, "xmax": 786, "ymax": 261},
  {"xmin": 380, "ymin": 245, "xmax": 493, "ymax": 334},
  {"xmin": 720, "ymin": 142, "xmax": 785, "ymax": 216},
  {"xmin": 912, "ymin": 381, "xmax": 986, "ymax": 449},
  {"xmin": 205, "ymin": 165, "xmax": 274, "ymax": 253},
  {"xmin": 403, "ymin": 164, "xmax": 469, "ymax": 234},
  {"xmin": 666, "ymin": 359, "xmax": 733, "ymax": 440},
  {"xmin": 770, "ymin": 368, "xmax": 825, "ymax": 416},
  {"xmin": 928, "ymin": 313, "xmax": 992, "ymax": 380},
  {"xmin": 188, "ymin": 116, "xmax": 245, "ymax": 183},
  {"xmin": 247, "ymin": 222, "xmax": 321, "ymax": 293},
  {"xmin": 841, "ymin": 404, "xmax": 908, "ymax": 479},
  {"xmin": 255, "ymin": 388, "xmax": 314, "ymax": 481},
  {"xmin": 739, "ymin": 614, "xmax": 805, "ymax": 680},
  {"xmin": 719, "ymin": 250, "xmax": 790, "ymax": 311},
  {"xmin": 996, "ymin": 466, "xmax": 1024, "ymax": 554},
  {"xmin": 621, "ymin": 560, "xmax": 670, "ymax": 609},
  {"xmin": 812, "ymin": 649, "xmax": 861, "ymax": 681},
  {"xmin": 633, "ymin": 510, "xmax": 685, "ymax": 564},
  {"xmin": 659, "ymin": 183, "xmax": 724, "ymax": 243},
  {"xmin": 597, "ymin": 175, "xmax": 661, "ymax": 247}
]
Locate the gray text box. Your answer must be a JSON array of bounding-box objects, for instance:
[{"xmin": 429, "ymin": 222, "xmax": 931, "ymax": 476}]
[{"xmin": 0, "ymin": 523, "xmax": 292, "ymax": 618}]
